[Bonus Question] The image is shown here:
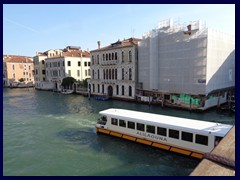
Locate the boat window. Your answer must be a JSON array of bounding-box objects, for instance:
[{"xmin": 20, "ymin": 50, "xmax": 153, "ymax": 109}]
[
  {"xmin": 137, "ymin": 123, "xmax": 145, "ymax": 132},
  {"xmin": 119, "ymin": 119, "xmax": 126, "ymax": 127},
  {"xmin": 157, "ymin": 127, "xmax": 167, "ymax": 136},
  {"xmin": 181, "ymin": 131, "xmax": 193, "ymax": 142},
  {"xmin": 196, "ymin": 134, "xmax": 208, "ymax": 146},
  {"xmin": 111, "ymin": 118, "xmax": 118, "ymax": 126},
  {"xmin": 169, "ymin": 129, "xmax": 179, "ymax": 139},
  {"xmin": 128, "ymin": 121, "xmax": 135, "ymax": 129},
  {"xmin": 146, "ymin": 125, "xmax": 155, "ymax": 134}
]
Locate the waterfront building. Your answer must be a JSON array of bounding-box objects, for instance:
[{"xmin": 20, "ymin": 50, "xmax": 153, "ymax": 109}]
[
  {"xmin": 3, "ymin": 55, "xmax": 34, "ymax": 87},
  {"xmin": 89, "ymin": 38, "xmax": 141, "ymax": 100},
  {"xmin": 41, "ymin": 46, "xmax": 91, "ymax": 91},
  {"xmin": 137, "ymin": 19, "xmax": 235, "ymax": 110}
]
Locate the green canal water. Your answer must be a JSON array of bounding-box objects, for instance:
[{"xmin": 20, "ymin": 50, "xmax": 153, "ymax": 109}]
[{"xmin": 3, "ymin": 88, "xmax": 235, "ymax": 176}]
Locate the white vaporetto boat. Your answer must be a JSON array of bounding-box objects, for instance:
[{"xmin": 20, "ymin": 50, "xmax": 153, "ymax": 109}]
[{"xmin": 96, "ymin": 108, "xmax": 233, "ymax": 159}]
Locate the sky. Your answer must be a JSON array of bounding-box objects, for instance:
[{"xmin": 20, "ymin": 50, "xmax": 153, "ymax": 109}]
[{"xmin": 3, "ymin": 4, "xmax": 235, "ymax": 57}]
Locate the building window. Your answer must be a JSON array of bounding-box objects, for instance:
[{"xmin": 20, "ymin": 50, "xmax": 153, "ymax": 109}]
[
  {"xmin": 103, "ymin": 54, "xmax": 105, "ymax": 61},
  {"xmin": 59, "ymin": 70, "xmax": 61, "ymax": 76},
  {"xmin": 77, "ymin": 70, "xmax": 80, "ymax": 77},
  {"xmin": 111, "ymin": 118, "xmax": 118, "ymax": 126},
  {"xmin": 196, "ymin": 134, "xmax": 208, "ymax": 146},
  {"xmin": 88, "ymin": 69, "xmax": 90, "ymax": 76},
  {"xmin": 112, "ymin": 69, "xmax": 114, "ymax": 80},
  {"xmin": 78, "ymin": 61, "xmax": 81, "ymax": 66},
  {"xmin": 68, "ymin": 61, "xmax": 71, "ymax": 66},
  {"xmin": 92, "ymin": 84, "xmax": 95, "ymax": 93},
  {"xmin": 115, "ymin": 52, "xmax": 117, "ymax": 60},
  {"xmin": 109, "ymin": 53, "xmax": 111, "ymax": 60},
  {"xmin": 98, "ymin": 84, "xmax": 100, "ymax": 93},
  {"xmin": 157, "ymin": 127, "xmax": 167, "ymax": 136},
  {"xmin": 122, "ymin": 51, "xmax": 124, "ymax": 62},
  {"xmin": 106, "ymin": 54, "xmax": 108, "ymax": 61},
  {"xmin": 128, "ymin": 121, "xmax": 135, "ymax": 129},
  {"xmin": 103, "ymin": 69, "xmax": 105, "ymax": 79},
  {"xmin": 122, "ymin": 68, "xmax": 124, "ymax": 80},
  {"xmin": 122, "ymin": 85, "xmax": 124, "ymax": 96},
  {"xmin": 102, "ymin": 84, "xmax": 104, "ymax": 94},
  {"xmin": 35, "ymin": 69, "xmax": 38, "ymax": 75},
  {"xmin": 112, "ymin": 53, "xmax": 114, "ymax": 60},
  {"xmin": 129, "ymin": 68, "xmax": 132, "ymax": 80},
  {"xmin": 92, "ymin": 55, "xmax": 94, "ymax": 65},
  {"xmin": 146, "ymin": 125, "xmax": 155, "ymax": 134},
  {"xmin": 115, "ymin": 69, "xmax": 117, "ymax": 80},
  {"xmin": 12, "ymin": 64, "xmax": 15, "ymax": 70},
  {"xmin": 116, "ymin": 85, "xmax": 119, "ymax": 95},
  {"xmin": 42, "ymin": 70, "xmax": 46, "ymax": 75},
  {"xmin": 106, "ymin": 69, "xmax": 108, "ymax": 79},
  {"xmin": 119, "ymin": 120, "xmax": 126, "ymax": 127},
  {"xmin": 97, "ymin": 55, "xmax": 99, "ymax": 64},
  {"xmin": 13, "ymin": 73, "xmax": 15, "ymax": 78},
  {"xmin": 109, "ymin": 69, "xmax": 111, "ymax": 80},
  {"xmin": 88, "ymin": 62, "xmax": 90, "ymax": 66},
  {"xmin": 23, "ymin": 72, "xmax": 25, "ymax": 75},
  {"xmin": 169, "ymin": 129, "xmax": 179, "ymax": 139},
  {"xmin": 84, "ymin": 62, "xmax": 87, "ymax": 66},
  {"xmin": 92, "ymin": 70, "xmax": 95, "ymax": 79},
  {"xmin": 42, "ymin": 60, "xmax": 45, "ymax": 64},
  {"xmin": 129, "ymin": 86, "xmax": 132, "ymax": 96},
  {"xmin": 129, "ymin": 51, "xmax": 132, "ymax": 62},
  {"xmin": 63, "ymin": 61, "xmax": 65, "ymax": 66},
  {"xmin": 137, "ymin": 123, "xmax": 145, "ymax": 132},
  {"xmin": 98, "ymin": 69, "xmax": 100, "ymax": 79},
  {"xmin": 182, "ymin": 131, "xmax": 193, "ymax": 142}
]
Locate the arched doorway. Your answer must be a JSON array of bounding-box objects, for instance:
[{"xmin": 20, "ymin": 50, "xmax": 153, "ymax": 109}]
[{"xmin": 108, "ymin": 86, "xmax": 113, "ymax": 97}]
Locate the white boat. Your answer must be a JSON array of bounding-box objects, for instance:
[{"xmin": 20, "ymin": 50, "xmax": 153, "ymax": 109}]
[
  {"xmin": 96, "ymin": 108, "xmax": 233, "ymax": 159},
  {"xmin": 61, "ymin": 89, "xmax": 74, "ymax": 94}
]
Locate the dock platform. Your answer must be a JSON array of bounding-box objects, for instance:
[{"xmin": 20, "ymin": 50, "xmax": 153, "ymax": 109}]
[{"xmin": 190, "ymin": 126, "xmax": 235, "ymax": 176}]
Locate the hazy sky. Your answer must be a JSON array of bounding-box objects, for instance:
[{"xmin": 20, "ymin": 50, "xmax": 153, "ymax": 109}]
[{"xmin": 3, "ymin": 4, "xmax": 235, "ymax": 56}]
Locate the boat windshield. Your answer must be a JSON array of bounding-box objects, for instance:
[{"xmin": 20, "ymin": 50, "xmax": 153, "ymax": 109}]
[{"xmin": 97, "ymin": 116, "xmax": 107, "ymax": 125}]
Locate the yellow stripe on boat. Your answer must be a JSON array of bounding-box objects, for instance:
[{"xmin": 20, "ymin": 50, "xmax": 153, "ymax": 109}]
[
  {"xmin": 97, "ymin": 128, "xmax": 110, "ymax": 134},
  {"xmin": 136, "ymin": 138, "xmax": 152, "ymax": 145},
  {"xmin": 110, "ymin": 131, "xmax": 122, "ymax": 138},
  {"xmin": 122, "ymin": 135, "xmax": 136, "ymax": 141},
  {"xmin": 191, "ymin": 153, "xmax": 203, "ymax": 159},
  {"xmin": 170, "ymin": 147, "xmax": 191, "ymax": 156},
  {"xmin": 152, "ymin": 142, "xmax": 170, "ymax": 150}
]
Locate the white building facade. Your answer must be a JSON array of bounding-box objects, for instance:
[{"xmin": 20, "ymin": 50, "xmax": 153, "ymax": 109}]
[
  {"xmin": 138, "ymin": 19, "xmax": 235, "ymax": 110},
  {"xmin": 34, "ymin": 46, "xmax": 91, "ymax": 91},
  {"xmin": 89, "ymin": 38, "xmax": 141, "ymax": 100}
]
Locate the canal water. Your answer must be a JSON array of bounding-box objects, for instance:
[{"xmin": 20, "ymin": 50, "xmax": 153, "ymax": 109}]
[{"xmin": 3, "ymin": 88, "xmax": 235, "ymax": 176}]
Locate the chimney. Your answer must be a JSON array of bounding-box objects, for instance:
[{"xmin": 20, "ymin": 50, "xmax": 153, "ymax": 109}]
[{"xmin": 97, "ymin": 41, "xmax": 101, "ymax": 49}]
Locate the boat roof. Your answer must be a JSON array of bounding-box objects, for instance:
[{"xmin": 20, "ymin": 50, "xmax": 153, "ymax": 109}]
[{"xmin": 99, "ymin": 108, "xmax": 233, "ymax": 137}]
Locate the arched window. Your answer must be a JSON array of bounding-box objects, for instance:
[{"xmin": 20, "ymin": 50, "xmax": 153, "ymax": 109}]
[
  {"xmin": 129, "ymin": 51, "xmax": 132, "ymax": 62},
  {"xmin": 92, "ymin": 84, "xmax": 95, "ymax": 93},
  {"xmin": 109, "ymin": 69, "xmax": 111, "ymax": 80},
  {"xmin": 112, "ymin": 53, "xmax": 114, "ymax": 60},
  {"xmin": 98, "ymin": 69, "xmax": 100, "ymax": 79},
  {"xmin": 122, "ymin": 85, "xmax": 124, "ymax": 96},
  {"xmin": 129, "ymin": 68, "xmax": 132, "ymax": 80},
  {"xmin": 106, "ymin": 54, "xmax": 108, "ymax": 60},
  {"xmin": 116, "ymin": 85, "xmax": 119, "ymax": 95},
  {"xmin": 115, "ymin": 52, "xmax": 118, "ymax": 60},
  {"xmin": 103, "ymin": 69, "xmax": 105, "ymax": 79},
  {"xmin": 106, "ymin": 69, "xmax": 108, "ymax": 79},
  {"xmin": 97, "ymin": 55, "xmax": 99, "ymax": 64},
  {"xmin": 92, "ymin": 55, "xmax": 94, "ymax": 65},
  {"xmin": 109, "ymin": 53, "xmax": 111, "ymax": 60},
  {"xmin": 112, "ymin": 69, "xmax": 114, "ymax": 80},
  {"xmin": 129, "ymin": 86, "xmax": 132, "ymax": 96},
  {"xmin": 92, "ymin": 70, "xmax": 94, "ymax": 79},
  {"xmin": 122, "ymin": 68, "xmax": 124, "ymax": 80},
  {"xmin": 115, "ymin": 69, "xmax": 117, "ymax": 80},
  {"xmin": 98, "ymin": 84, "xmax": 100, "ymax": 93},
  {"xmin": 103, "ymin": 54, "xmax": 105, "ymax": 61}
]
